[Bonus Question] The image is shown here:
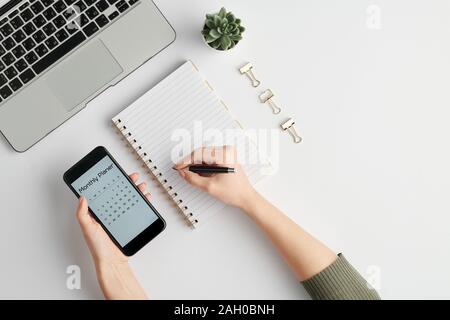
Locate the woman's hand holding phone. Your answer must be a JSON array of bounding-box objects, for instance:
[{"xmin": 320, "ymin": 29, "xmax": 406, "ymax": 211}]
[{"xmin": 76, "ymin": 172, "xmax": 150, "ymax": 300}]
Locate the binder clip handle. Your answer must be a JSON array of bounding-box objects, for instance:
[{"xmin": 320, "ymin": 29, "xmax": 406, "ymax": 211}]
[
  {"xmin": 259, "ymin": 89, "xmax": 282, "ymax": 114},
  {"xmin": 281, "ymin": 118, "xmax": 302, "ymax": 144},
  {"xmin": 240, "ymin": 63, "xmax": 261, "ymax": 87}
]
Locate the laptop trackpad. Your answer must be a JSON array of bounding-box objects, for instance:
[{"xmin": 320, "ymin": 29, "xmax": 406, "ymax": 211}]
[{"xmin": 46, "ymin": 40, "xmax": 123, "ymax": 112}]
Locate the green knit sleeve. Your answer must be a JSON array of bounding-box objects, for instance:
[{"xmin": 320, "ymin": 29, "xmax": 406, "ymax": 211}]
[{"xmin": 301, "ymin": 254, "xmax": 381, "ymax": 300}]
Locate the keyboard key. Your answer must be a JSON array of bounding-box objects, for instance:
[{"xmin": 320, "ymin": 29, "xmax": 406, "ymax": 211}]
[
  {"xmin": 129, "ymin": 0, "xmax": 138, "ymax": 5},
  {"xmin": 11, "ymin": 45, "xmax": 26, "ymax": 58},
  {"xmin": 95, "ymin": 14, "xmax": 108, "ymax": 28},
  {"xmin": 76, "ymin": 14, "xmax": 89, "ymax": 27},
  {"xmin": 23, "ymin": 37, "xmax": 36, "ymax": 50},
  {"xmin": 53, "ymin": 0, "xmax": 67, "ymax": 13},
  {"xmin": 63, "ymin": 6, "xmax": 77, "ymax": 20},
  {"xmin": 23, "ymin": 22, "xmax": 36, "ymax": 35},
  {"xmin": 116, "ymin": 0, "xmax": 128, "ymax": 12},
  {"xmin": 14, "ymin": 59, "xmax": 28, "ymax": 72},
  {"xmin": 2, "ymin": 52, "xmax": 15, "ymax": 66},
  {"xmin": 25, "ymin": 51, "xmax": 38, "ymax": 64},
  {"xmin": 33, "ymin": 31, "xmax": 86, "ymax": 74},
  {"xmin": 82, "ymin": 21, "xmax": 98, "ymax": 37},
  {"xmin": 85, "ymin": 7, "xmax": 99, "ymax": 19},
  {"xmin": 35, "ymin": 43, "xmax": 48, "ymax": 56},
  {"xmin": 33, "ymin": 14, "xmax": 47, "ymax": 28},
  {"xmin": 42, "ymin": 22, "xmax": 56, "ymax": 36},
  {"xmin": 32, "ymin": 30, "xmax": 46, "ymax": 43},
  {"xmin": 9, "ymin": 78, "xmax": 23, "ymax": 91},
  {"xmin": 54, "ymin": 28, "xmax": 68, "ymax": 42},
  {"xmin": 0, "ymin": 85, "xmax": 12, "ymax": 99},
  {"xmin": 0, "ymin": 61, "xmax": 4, "ymax": 72},
  {"xmin": 0, "ymin": 74, "xmax": 6, "ymax": 86},
  {"xmin": 2, "ymin": 37, "xmax": 15, "ymax": 50},
  {"xmin": 64, "ymin": 0, "xmax": 77, "ymax": 5},
  {"xmin": 0, "ymin": 45, "xmax": 4, "ymax": 56},
  {"xmin": 42, "ymin": 7, "xmax": 57, "ymax": 20},
  {"xmin": 0, "ymin": 23, "xmax": 13, "ymax": 37},
  {"xmin": 108, "ymin": 11, "xmax": 118, "ymax": 21},
  {"xmin": 96, "ymin": 0, "xmax": 109, "ymax": 12},
  {"xmin": 8, "ymin": 10, "xmax": 19, "ymax": 19},
  {"xmin": 20, "ymin": 9, "xmax": 34, "ymax": 22},
  {"xmin": 45, "ymin": 36, "xmax": 58, "ymax": 49},
  {"xmin": 42, "ymin": 0, "xmax": 55, "ymax": 6},
  {"xmin": 53, "ymin": 15, "xmax": 66, "ymax": 28},
  {"xmin": 19, "ymin": 68, "xmax": 36, "ymax": 84},
  {"xmin": 4, "ymin": 66, "xmax": 18, "ymax": 79},
  {"xmin": 0, "ymin": 18, "xmax": 7, "ymax": 27},
  {"xmin": 30, "ymin": 2, "xmax": 44, "ymax": 14},
  {"xmin": 107, "ymin": 0, "xmax": 118, "ymax": 4},
  {"xmin": 19, "ymin": 2, "xmax": 30, "ymax": 10},
  {"xmin": 12, "ymin": 30, "xmax": 26, "ymax": 42},
  {"xmin": 10, "ymin": 16, "xmax": 24, "ymax": 29},
  {"xmin": 85, "ymin": 0, "xmax": 96, "ymax": 5},
  {"xmin": 74, "ymin": 0, "xmax": 87, "ymax": 12},
  {"xmin": 65, "ymin": 22, "xmax": 78, "ymax": 34}
]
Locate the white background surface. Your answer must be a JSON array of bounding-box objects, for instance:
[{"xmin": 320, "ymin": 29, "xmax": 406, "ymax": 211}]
[{"xmin": 1, "ymin": 0, "xmax": 449, "ymax": 299}]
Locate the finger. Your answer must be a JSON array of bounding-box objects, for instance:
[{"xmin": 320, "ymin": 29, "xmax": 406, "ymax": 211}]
[
  {"xmin": 137, "ymin": 182, "xmax": 147, "ymax": 193},
  {"xmin": 174, "ymin": 148, "xmax": 204, "ymax": 170},
  {"xmin": 129, "ymin": 172, "xmax": 139, "ymax": 183},
  {"xmin": 145, "ymin": 193, "xmax": 151, "ymax": 200},
  {"xmin": 76, "ymin": 197, "xmax": 94, "ymax": 228},
  {"xmin": 179, "ymin": 169, "xmax": 212, "ymax": 191}
]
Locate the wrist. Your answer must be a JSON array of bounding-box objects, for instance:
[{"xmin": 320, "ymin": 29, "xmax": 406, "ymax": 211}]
[
  {"xmin": 96, "ymin": 260, "xmax": 148, "ymax": 300},
  {"xmin": 238, "ymin": 187, "xmax": 261, "ymax": 213}
]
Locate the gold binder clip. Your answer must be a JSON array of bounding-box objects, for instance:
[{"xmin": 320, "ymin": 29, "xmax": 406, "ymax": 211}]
[
  {"xmin": 239, "ymin": 63, "xmax": 261, "ymax": 87},
  {"xmin": 259, "ymin": 89, "xmax": 282, "ymax": 114},
  {"xmin": 281, "ymin": 118, "xmax": 302, "ymax": 143}
]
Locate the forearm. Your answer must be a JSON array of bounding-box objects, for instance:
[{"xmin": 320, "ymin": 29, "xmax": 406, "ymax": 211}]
[
  {"xmin": 241, "ymin": 190, "xmax": 336, "ymax": 281},
  {"xmin": 96, "ymin": 261, "xmax": 148, "ymax": 300}
]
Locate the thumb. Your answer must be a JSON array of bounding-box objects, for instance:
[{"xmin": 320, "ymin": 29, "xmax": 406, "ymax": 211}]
[
  {"xmin": 179, "ymin": 169, "xmax": 211, "ymax": 192},
  {"xmin": 76, "ymin": 197, "xmax": 95, "ymax": 229}
]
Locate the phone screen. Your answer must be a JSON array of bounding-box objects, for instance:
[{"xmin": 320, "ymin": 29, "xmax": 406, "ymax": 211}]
[{"xmin": 71, "ymin": 155, "xmax": 158, "ymax": 247}]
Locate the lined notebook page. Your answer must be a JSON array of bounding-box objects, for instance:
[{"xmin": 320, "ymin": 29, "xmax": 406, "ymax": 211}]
[{"xmin": 112, "ymin": 61, "xmax": 268, "ymax": 228}]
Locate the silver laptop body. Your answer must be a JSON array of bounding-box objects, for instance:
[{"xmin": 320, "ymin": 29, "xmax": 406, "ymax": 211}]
[{"xmin": 0, "ymin": 0, "xmax": 175, "ymax": 152}]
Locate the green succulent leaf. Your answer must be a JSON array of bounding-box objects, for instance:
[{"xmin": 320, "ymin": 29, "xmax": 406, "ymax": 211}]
[
  {"xmin": 230, "ymin": 35, "xmax": 242, "ymax": 42},
  {"xmin": 210, "ymin": 39, "xmax": 221, "ymax": 49},
  {"xmin": 219, "ymin": 7, "xmax": 227, "ymax": 19},
  {"xmin": 205, "ymin": 34, "xmax": 217, "ymax": 43},
  {"xmin": 205, "ymin": 19, "xmax": 216, "ymax": 29},
  {"xmin": 220, "ymin": 35, "xmax": 231, "ymax": 50},
  {"xmin": 239, "ymin": 26, "xmax": 246, "ymax": 33},
  {"xmin": 213, "ymin": 15, "xmax": 221, "ymax": 26},
  {"xmin": 226, "ymin": 13, "xmax": 235, "ymax": 22},
  {"xmin": 209, "ymin": 29, "xmax": 221, "ymax": 39}
]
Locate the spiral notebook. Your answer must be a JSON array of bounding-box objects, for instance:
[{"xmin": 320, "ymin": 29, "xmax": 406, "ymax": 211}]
[{"xmin": 112, "ymin": 61, "xmax": 270, "ymax": 228}]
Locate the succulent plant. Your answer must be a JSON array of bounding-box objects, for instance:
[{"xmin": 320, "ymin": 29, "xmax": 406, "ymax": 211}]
[{"xmin": 202, "ymin": 7, "xmax": 245, "ymax": 51}]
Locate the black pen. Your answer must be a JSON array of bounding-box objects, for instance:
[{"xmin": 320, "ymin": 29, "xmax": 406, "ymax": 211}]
[{"xmin": 188, "ymin": 165, "xmax": 236, "ymax": 174}]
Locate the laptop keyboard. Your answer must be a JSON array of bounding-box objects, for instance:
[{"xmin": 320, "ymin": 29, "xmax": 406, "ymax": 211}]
[{"xmin": 0, "ymin": 0, "xmax": 139, "ymax": 103}]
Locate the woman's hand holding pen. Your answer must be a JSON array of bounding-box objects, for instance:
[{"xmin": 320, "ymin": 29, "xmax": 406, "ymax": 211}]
[{"xmin": 174, "ymin": 146, "xmax": 257, "ymax": 210}]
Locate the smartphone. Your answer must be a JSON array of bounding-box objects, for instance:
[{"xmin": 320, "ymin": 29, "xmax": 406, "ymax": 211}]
[{"xmin": 63, "ymin": 146, "xmax": 166, "ymax": 256}]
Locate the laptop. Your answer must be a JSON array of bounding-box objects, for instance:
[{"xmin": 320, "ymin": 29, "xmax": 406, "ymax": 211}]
[{"xmin": 0, "ymin": 0, "xmax": 175, "ymax": 152}]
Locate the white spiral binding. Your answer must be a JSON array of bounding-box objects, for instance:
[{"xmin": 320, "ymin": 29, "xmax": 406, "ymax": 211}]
[{"xmin": 113, "ymin": 119, "xmax": 199, "ymax": 227}]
